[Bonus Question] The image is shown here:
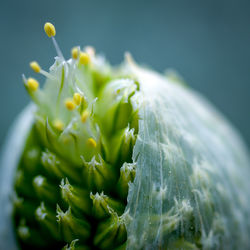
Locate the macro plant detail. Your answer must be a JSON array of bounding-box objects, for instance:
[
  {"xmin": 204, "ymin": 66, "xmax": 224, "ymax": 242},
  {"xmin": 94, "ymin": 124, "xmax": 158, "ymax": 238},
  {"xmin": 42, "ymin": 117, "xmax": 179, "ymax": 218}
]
[
  {"xmin": 0, "ymin": 22, "xmax": 250, "ymax": 250},
  {"xmin": 13, "ymin": 22, "xmax": 138, "ymax": 250}
]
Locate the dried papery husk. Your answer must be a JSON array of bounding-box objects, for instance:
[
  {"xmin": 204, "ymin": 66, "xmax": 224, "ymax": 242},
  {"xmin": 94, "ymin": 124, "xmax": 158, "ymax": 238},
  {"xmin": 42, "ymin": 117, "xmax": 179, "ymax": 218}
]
[{"xmin": 125, "ymin": 61, "xmax": 250, "ymax": 249}]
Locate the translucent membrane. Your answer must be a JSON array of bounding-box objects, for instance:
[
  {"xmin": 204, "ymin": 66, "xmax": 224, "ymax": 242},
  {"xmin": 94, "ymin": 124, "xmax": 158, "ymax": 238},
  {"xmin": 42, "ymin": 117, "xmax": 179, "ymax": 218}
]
[{"xmin": 125, "ymin": 63, "xmax": 250, "ymax": 249}]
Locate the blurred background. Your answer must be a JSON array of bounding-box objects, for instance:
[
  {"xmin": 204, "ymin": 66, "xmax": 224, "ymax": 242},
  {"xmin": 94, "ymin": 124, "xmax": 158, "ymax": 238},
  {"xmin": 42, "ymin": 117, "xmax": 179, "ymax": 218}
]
[{"xmin": 0, "ymin": 0, "xmax": 250, "ymax": 148}]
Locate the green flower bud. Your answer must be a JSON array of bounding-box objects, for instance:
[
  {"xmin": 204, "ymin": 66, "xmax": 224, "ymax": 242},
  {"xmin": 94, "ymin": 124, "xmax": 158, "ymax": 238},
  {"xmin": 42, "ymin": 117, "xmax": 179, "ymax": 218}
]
[
  {"xmin": 94, "ymin": 212, "xmax": 127, "ymax": 249},
  {"xmin": 35, "ymin": 202, "xmax": 61, "ymax": 241},
  {"xmin": 0, "ymin": 22, "xmax": 249, "ymax": 250},
  {"xmin": 117, "ymin": 163, "xmax": 136, "ymax": 199},
  {"xmin": 60, "ymin": 178, "xmax": 91, "ymax": 216},
  {"xmin": 17, "ymin": 219, "xmax": 46, "ymax": 247},
  {"xmin": 33, "ymin": 175, "xmax": 59, "ymax": 204},
  {"xmin": 118, "ymin": 127, "xmax": 136, "ymax": 164},
  {"xmin": 56, "ymin": 206, "xmax": 90, "ymax": 243},
  {"xmin": 90, "ymin": 192, "xmax": 124, "ymax": 219},
  {"xmin": 22, "ymin": 146, "xmax": 41, "ymax": 174},
  {"xmin": 41, "ymin": 150, "xmax": 82, "ymax": 183},
  {"xmin": 81, "ymin": 155, "xmax": 116, "ymax": 192}
]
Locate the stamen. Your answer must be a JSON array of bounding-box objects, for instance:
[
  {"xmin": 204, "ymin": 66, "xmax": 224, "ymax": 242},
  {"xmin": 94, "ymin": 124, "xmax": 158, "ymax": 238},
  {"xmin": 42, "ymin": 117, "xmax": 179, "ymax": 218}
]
[
  {"xmin": 40, "ymin": 70, "xmax": 56, "ymax": 80},
  {"xmin": 79, "ymin": 52, "xmax": 90, "ymax": 65},
  {"xmin": 81, "ymin": 110, "xmax": 89, "ymax": 123},
  {"xmin": 52, "ymin": 37, "xmax": 65, "ymax": 60},
  {"xmin": 71, "ymin": 47, "xmax": 79, "ymax": 60},
  {"xmin": 65, "ymin": 99, "xmax": 76, "ymax": 111},
  {"xmin": 30, "ymin": 61, "xmax": 41, "ymax": 73},
  {"xmin": 87, "ymin": 138, "xmax": 97, "ymax": 148},
  {"xmin": 26, "ymin": 78, "xmax": 39, "ymax": 91},
  {"xmin": 29, "ymin": 61, "xmax": 56, "ymax": 80},
  {"xmin": 44, "ymin": 22, "xmax": 65, "ymax": 61}
]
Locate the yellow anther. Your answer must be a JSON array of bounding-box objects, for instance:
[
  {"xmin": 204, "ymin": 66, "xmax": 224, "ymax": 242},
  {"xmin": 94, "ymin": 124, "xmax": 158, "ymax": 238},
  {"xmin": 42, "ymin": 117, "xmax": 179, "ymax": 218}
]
[
  {"xmin": 87, "ymin": 138, "xmax": 97, "ymax": 148},
  {"xmin": 44, "ymin": 22, "xmax": 56, "ymax": 37},
  {"xmin": 81, "ymin": 110, "xmax": 89, "ymax": 123},
  {"xmin": 71, "ymin": 47, "xmax": 79, "ymax": 60},
  {"xmin": 65, "ymin": 99, "xmax": 76, "ymax": 111},
  {"xmin": 73, "ymin": 93, "xmax": 82, "ymax": 105},
  {"xmin": 53, "ymin": 119, "xmax": 64, "ymax": 131},
  {"xmin": 79, "ymin": 52, "xmax": 90, "ymax": 65},
  {"xmin": 30, "ymin": 61, "xmax": 41, "ymax": 73},
  {"xmin": 26, "ymin": 78, "xmax": 39, "ymax": 91}
]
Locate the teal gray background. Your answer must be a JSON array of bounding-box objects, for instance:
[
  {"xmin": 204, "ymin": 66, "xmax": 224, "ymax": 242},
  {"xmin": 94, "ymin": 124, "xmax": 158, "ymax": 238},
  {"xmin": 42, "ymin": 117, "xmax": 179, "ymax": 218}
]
[{"xmin": 0, "ymin": 0, "xmax": 250, "ymax": 147}]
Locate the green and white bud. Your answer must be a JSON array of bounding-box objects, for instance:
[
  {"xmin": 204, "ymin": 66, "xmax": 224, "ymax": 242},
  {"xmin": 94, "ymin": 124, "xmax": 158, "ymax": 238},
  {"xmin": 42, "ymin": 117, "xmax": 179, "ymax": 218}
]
[
  {"xmin": 56, "ymin": 206, "xmax": 90, "ymax": 243},
  {"xmin": 17, "ymin": 219, "xmax": 46, "ymax": 247},
  {"xmin": 35, "ymin": 202, "xmax": 61, "ymax": 241},
  {"xmin": 94, "ymin": 212, "xmax": 127, "ymax": 249},
  {"xmin": 90, "ymin": 191, "xmax": 124, "ymax": 219},
  {"xmin": 60, "ymin": 178, "xmax": 91, "ymax": 216},
  {"xmin": 0, "ymin": 22, "xmax": 249, "ymax": 250},
  {"xmin": 33, "ymin": 175, "xmax": 59, "ymax": 204},
  {"xmin": 41, "ymin": 150, "xmax": 82, "ymax": 184},
  {"xmin": 81, "ymin": 155, "xmax": 116, "ymax": 192}
]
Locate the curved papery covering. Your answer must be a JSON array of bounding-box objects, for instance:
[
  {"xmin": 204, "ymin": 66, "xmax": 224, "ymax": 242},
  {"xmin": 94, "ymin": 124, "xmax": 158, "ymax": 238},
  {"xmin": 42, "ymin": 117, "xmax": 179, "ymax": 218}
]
[{"xmin": 125, "ymin": 62, "xmax": 250, "ymax": 249}]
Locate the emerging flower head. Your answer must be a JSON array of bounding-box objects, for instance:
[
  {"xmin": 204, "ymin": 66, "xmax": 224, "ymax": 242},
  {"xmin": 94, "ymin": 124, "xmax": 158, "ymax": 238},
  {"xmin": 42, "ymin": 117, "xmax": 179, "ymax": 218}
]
[{"xmin": 15, "ymin": 22, "xmax": 139, "ymax": 249}]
